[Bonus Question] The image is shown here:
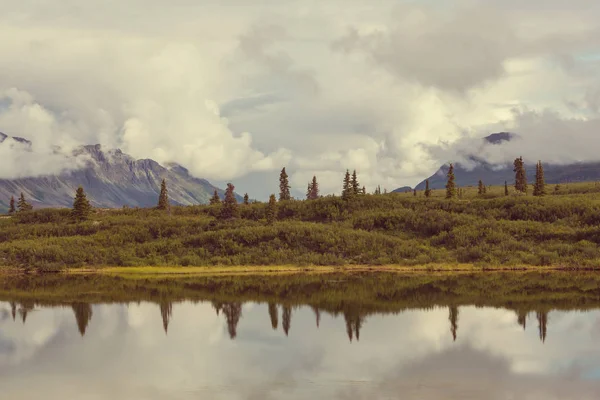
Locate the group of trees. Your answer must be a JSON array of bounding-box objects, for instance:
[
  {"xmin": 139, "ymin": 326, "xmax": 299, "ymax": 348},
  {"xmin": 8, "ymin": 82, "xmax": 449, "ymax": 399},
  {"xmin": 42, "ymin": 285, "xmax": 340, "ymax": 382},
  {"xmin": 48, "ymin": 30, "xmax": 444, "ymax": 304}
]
[
  {"xmin": 8, "ymin": 193, "xmax": 33, "ymax": 214},
  {"xmin": 6, "ymin": 189, "xmax": 91, "ymax": 220}
]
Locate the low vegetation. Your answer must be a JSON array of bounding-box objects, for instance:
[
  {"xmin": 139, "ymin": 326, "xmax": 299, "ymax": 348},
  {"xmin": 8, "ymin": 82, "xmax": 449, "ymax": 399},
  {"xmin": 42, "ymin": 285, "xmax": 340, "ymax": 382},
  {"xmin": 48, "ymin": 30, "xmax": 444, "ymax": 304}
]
[{"xmin": 3, "ymin": 180, "xmax": 600, "ymax": 270}]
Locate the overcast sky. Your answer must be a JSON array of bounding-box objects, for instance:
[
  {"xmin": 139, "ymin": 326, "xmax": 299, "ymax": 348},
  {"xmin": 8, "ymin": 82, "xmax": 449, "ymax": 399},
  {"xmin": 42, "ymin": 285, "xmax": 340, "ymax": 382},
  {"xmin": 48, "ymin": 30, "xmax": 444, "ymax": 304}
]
[{"xmin": 1, "ymin": 0, "xmax": 600, "ymax": 198}]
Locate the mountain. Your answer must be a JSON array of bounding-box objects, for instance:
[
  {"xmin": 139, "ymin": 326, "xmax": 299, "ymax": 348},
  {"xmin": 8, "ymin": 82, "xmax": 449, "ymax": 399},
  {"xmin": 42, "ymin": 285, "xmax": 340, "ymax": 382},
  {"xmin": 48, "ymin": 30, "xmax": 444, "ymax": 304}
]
[
  {"xmin": 409, "ymin": 133, "xmax": 600, "ymax": 190},
  {"xmin": 0, "ymin": 133, "xmax": 240, "ymax": 211}
]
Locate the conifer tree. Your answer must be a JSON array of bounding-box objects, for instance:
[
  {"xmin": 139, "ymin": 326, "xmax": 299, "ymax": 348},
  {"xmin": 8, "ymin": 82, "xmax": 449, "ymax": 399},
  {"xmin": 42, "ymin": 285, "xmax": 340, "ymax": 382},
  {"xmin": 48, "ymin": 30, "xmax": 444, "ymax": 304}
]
[
  {"xmin": 72, "ymin": 186, "xmax": 92, "ymax": 221},
  {"xmin": 209, "ymin": 189, "xmax": 221, "ymax": 205},
  {"xmin": 533, "ymin": 161, "xmax": 546, "ymax": 196},
  {"xmin": 279, "ymin": 168, "xmax": 291, "ymax": 201},
  {"xmin": 220, "ymin": 183, "xmax": 239, "ymax": 219},
  {"xmin": 157, "ymin": 179, "xmax": 169, "ymax": 210},
  {"xmin": 513, "ymin": 157, "xmax": 527, "ymax": 193},
  {"xmin": 8, "ymin": 196, "xmax": 15, "ymax": 214},
  {"xmin": 306, "ymin": 183, "xmax": 312, "ymax": 200},
  {"xmin": 424, "ymin": 180, "xmax": 431, "ymax": 198},
  {"xmin": 445, "ymin": 164, "xmax": 456, "ymax": 199},
  {"xmin": 308, "ymin": 176, "xmax": 319, "ymax": 200},
  {"xmin": 383, "ymin": 188, "xmax": 388, "ymax": 194},
  {"xmin": 266, "ymin": 194, "xmax": 277, "ymax": 224},
  {"xmin": 17, "ymin": 193, "xmax": 32, "ymax": 213},
  {"xmin": 341, "ymin": 170, "xmax": 352, "ymax": 200},
  {"xmin": 504, "ymin": 181, "xmax": 509, "ymax": 196},
  {"xmin": 243, "ymin": 193, "xmax": 249, "ymax": 205},
  {"xmin": 361, "ymin": 186, "xmax": 366, "ymax": 195},
  {"xmin": 478, "ymin": 180, "xmax": 484, "ymax": 196},
  {"xmin": 351, "ymin": 170, "xmax": 360, "ymax": 195},
  {"xmin": 413, "ymin": 189, "xmax": 417, "ymax": 197}
]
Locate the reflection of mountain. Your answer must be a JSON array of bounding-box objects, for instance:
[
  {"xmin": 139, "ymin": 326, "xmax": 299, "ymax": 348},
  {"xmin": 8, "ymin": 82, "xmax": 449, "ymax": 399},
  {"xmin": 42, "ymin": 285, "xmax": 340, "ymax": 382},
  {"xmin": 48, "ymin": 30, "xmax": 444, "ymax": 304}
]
[{"xmin": 2, "ymin": 272, "xmax": 597, "ymax": 343}]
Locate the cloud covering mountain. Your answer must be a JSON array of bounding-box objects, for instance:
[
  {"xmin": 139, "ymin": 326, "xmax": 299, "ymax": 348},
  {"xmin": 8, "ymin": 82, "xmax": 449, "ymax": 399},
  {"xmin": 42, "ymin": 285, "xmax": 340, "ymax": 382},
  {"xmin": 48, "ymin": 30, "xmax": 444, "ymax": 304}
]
[{"xmin": 2, "ymin": 0, "xmax": 600, "ymax": 198}]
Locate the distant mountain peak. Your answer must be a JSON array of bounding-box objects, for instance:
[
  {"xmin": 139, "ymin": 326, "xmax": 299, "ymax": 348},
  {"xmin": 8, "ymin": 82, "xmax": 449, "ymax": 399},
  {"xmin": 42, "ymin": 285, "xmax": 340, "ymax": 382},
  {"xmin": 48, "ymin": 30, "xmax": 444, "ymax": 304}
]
[{"xmin": 484, "ymin": 132, "xmax": 515, "ymax": 145}]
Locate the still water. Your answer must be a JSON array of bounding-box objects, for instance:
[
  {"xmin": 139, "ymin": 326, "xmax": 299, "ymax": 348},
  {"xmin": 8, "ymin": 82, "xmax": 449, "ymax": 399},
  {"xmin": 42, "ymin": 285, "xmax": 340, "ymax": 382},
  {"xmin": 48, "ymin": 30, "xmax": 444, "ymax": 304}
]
[{"xmin": 1, "ymin": 273, "xmax": 600, "ymax": 399}]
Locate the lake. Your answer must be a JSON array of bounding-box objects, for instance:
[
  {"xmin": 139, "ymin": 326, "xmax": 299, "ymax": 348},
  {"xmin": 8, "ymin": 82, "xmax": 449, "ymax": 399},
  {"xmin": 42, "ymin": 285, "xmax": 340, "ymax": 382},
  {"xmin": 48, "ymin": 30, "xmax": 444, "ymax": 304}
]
[{"xmin": 1, "ymin": 272, "xmax": 600, "ymax": 399}]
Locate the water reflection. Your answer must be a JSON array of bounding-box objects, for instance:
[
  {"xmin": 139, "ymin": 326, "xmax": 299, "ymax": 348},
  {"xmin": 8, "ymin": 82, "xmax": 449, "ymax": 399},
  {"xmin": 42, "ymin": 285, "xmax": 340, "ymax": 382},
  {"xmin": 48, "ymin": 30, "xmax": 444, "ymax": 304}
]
[{"xmin": 1, "ymin": 272, "xmax": 600, "ymax": 399}]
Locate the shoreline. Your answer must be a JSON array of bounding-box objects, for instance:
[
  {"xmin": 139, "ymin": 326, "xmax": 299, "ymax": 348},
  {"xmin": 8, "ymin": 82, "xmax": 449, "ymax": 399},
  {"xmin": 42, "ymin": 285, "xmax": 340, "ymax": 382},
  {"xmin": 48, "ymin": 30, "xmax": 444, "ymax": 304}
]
[{"xmin": 1, "ymin": 264, "xmax": 598, "ymax": 277}]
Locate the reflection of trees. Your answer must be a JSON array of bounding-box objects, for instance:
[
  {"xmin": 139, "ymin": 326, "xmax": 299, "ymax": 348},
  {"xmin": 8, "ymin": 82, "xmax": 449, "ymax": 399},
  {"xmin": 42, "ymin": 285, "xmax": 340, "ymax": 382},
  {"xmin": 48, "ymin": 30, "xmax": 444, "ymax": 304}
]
[
  {"xmin": 222, "ymin": 302, "xmax": 242, "ymax": 339},
  {"xmin": 211, "ymin": 300, "xmax": 224, "ymax": 316},
  {"xmin": 72, "ymin": 303, "xmax": 93, "ymax": 336},
  {"xmin": 517, "ymin": 310, "xmax": 528, "ymax": 330},
  {"xmin": 268, "ymin": 303, "xmax": 278, "ymax": 330},
  {"xmin": 536, "ymin": 311, "xmax": 548, "ymax": 343},
  {"xmin": 343, "ymin": 307, "xmax": 365, "ymax": 343},
  {"xmin": 311, "ymin": 306, "xmax": 321, "ymax": 328},
  {"xmin": 18, "ymin": 300, "xmax": 35, "ymax": 324},
  {"xmin": 160, "ymin": 301, "xmax": 173, "ymax": 334},
  {"xmin": 449, "ymin": 306, "xmax": 459, "ymax": 342},
  {"xmin": 10, "ymin": 301, "xmax": 16, "ymax": 321},
  {"xmin": 282, "ymin": 305, "xmax": 292, "ymax": 336}
]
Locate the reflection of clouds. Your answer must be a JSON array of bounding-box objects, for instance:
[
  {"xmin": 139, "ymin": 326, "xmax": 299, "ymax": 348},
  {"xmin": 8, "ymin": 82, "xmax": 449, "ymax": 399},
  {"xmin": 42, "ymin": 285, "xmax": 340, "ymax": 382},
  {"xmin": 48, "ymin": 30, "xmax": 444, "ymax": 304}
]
[{"xmin": 0, "ymin": 302, "xmax": 599, "ymax": 399}]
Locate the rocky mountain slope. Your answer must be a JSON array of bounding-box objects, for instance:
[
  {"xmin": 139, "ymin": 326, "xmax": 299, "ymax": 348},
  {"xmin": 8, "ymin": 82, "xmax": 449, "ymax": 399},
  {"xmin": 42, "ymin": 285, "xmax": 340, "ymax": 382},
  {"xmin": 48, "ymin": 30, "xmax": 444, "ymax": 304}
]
[
  {"xmin": 0, "ymin": 133, "xmax": 237, "ymax": 211},
  {"xmin": 402, "ymin": 133, "xmax": 600, "ymax": 191}
]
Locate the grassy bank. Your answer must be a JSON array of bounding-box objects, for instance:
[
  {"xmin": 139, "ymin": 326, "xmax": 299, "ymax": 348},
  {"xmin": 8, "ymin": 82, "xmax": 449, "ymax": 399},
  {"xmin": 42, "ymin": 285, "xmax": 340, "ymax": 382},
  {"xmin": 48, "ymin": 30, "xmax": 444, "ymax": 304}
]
[{"xmin": 2, "ymin": 183, "xmax": 600, "ymax": 270}]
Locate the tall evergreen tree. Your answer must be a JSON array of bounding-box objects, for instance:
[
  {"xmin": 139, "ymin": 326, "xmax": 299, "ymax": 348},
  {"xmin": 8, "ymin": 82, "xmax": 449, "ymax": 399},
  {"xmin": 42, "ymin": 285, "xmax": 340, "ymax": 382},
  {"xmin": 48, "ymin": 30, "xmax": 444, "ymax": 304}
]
[
  {"xmin": 72, "ymin": 186, "xmax": 92, "ymax": 221},
  {"xmin": 243, "ymin": 193, "xmax": 249, "ymax": 205},
  {"xmin": 279, "ymin": 168, "xmax": 291, "ymax": 201},
  {"xmin": 17, "ymin": 193, "xmax": 32, "ymax": 213},
  {"xmin": 424, "ymin": 180, "xmax": 431, "ymax": 198},
  {"xmin": 351, "ymin": 170, "xmax": 360, "ymax": 195},
  {"xmin": 533, "ymin": 160, "xmax": 546, "ymax": 196},
  {"xmin": 8, "ymin": 196, "xmax": 15, "ymax": 214},
  {"xmin": 310, "ymin": 176, "xmax": 319, "ymax": 199},
  {"xmin": 504, "ymin": 181, "xmax": 509, "ymax": 196},
  {"xmin": 513, "ymin": 157, "xmax": 527, "ymax": 193},
  {"xmin": 157, "ymin": 179, "xmax": 169, "ymax": 210},
  {"xmin": 266, "ymin": 194, "xmax": 277, "ymax": 224},
  {"xmin": 220, "ymin": 183, "xmax": 239, "ymax": 219},
  {"xmin": 478, "ymin": 180, "xmax": 484, "ymax": 196},
  {"xmin": 342, "ymin": 170, "xmax": 352, "ymax": 200},
  {"xmin": 209, "ymin": 189, "xmax": 221, "ymax": 205},
  {"xmin": 361, "ymin": 186, "xmax": 366, "ymax": 195},
  {"xmin": 268, "ymin": 303, "xmax": 278, "ymax": 330},
  {"xmin": 445, "ymin": 164, "xmax": 456, "ymax": 199}
]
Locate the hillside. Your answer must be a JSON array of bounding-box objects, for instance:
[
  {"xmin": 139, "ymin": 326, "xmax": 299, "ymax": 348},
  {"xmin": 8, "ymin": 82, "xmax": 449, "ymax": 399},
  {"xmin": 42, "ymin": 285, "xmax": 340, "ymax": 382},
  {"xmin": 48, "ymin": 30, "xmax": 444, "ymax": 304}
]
[
  {"xmin": 408, "ymin": 133, "xmax": 600, "ymax": 190},
  {"xmin": 0, "ymin": 133, "xmax": 238, "ymax": 211}
]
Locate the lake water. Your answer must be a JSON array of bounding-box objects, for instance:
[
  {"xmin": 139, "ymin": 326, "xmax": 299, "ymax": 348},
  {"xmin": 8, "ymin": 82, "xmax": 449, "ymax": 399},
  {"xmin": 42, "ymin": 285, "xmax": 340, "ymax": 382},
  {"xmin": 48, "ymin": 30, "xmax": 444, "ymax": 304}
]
[{"xmin": 1, "ymin": 272, "xmax": 600, "ymax": 399}]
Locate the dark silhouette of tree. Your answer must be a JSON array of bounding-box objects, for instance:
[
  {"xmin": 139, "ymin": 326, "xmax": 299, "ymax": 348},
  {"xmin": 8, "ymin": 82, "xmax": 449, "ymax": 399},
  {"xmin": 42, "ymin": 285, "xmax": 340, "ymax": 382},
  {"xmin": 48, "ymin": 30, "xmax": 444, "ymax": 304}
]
[
  {"xmin": 159, "ymin": 301, "xmax": 173, "ymax": 334},
  {"xmin": 17, "ymin": 192, "xmax": 33, "ymax": 213},
  {"xmin": 424, "ymin": 180, "xmax": 431, "ymax": 198},
  {"xmin": 282, "ymin": 305, "xmax": 292, "ymax": 336},
  {"xmin": 18, "ymin": 301, "xmax": 35, "ymax": 324},
  {"xmin": 8, "ymin": 196, "xmax": 15, "ymax": 214},
  {"xmin": 157, "ymin": 179, "xmax": 169, "ymax": 210},
  {"xmin": 505, "ymin": 181, "xmax": 509, "ymax": 196},
  {"xmin": 222, "ymin": 302, "xmax": 242, "ymax": 339},
  {"xmin": 536, "ymin": 310, "xmax": 548, "ymax": 343},
  {"xmin": 243, "ymin": 193, "xmax": 249, "ymax": 205},
  {"xmin": 279, "ymin": 168, "xmax": 291, "ymax": 201},
  {"xmin": 533, "ymin": 161, "xmax": 546, "ymax": 196},
  {"xmin": 351, "ymin": 170, "xmax": 360, "ymax": 195},
  {"xmin": 413, "ymin": 189, "xmax": 417, "ymax": 197},
  {"xmin": 446, "ymin": 164, "xmax": 456, "ymax": 199},
  {"xmin": 307, "ymin": 176, "xmax": 319, "ymax": 200},
  {"xmin": 449, "ymin": 306, "xmax": 459, "ymax": 342},
  {"xmin": 72, "ymin": 303, "xmax": 93, "ymax": 337},
  {"xmin": 361, "ymin": 186, "xmax": 366, "ymax": 195},
  {"xmin": 266, "ymin": 194, "xmax": 277, "ymax": 224},
  {"xmin": 342, "ymin": 170, "xmax": 352, "ymax": 200},
  {"xmin": 209, "ymin": 189, "xmax": 221, "ymax": 205},
  {"xmin": 72, "ymin": 186, "xmax": 92, "ymax": 221},
  {"xmin": 211, "ymin": 300, "xmax": 223, "ymax": 316},
  {"xmin": 220, "ymin": 183, "xmax": 239, "ymax": 219},
  {"xmin": 374, "ymin": 185, "xmax": 381, "ymax": 195},
  {"xmin": 344, "ymin": 311, "xmax": 364, "ymax": 343},
  {"xmin": 311, "ymin": 306, "xmax": 321, "ymax": 328},
  {"xmin": 513, "ymin": 157, "xmax": 527, "ymax": 193},
  {"xmin": 10, "ymin": 301, "xmax": 16, "ymax": 321},
  {"xmin": 517, "ymin": 310, "xmax": 528, "ymax": 330},
  {"xmin": 268, "ymin": 303, "xmax": 278, "ymax": 330}
]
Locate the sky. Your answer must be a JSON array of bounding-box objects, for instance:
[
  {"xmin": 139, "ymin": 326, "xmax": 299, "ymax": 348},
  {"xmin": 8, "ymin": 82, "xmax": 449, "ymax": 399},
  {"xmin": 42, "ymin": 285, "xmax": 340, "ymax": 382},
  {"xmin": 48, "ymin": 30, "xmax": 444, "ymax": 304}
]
[
  {"xmin": 1, "ymin": 301, "xmax": 600, "ymax": 399},
  {"xmin": 1, "ymin": 0, "xmax": 600, "ymax": 198}
]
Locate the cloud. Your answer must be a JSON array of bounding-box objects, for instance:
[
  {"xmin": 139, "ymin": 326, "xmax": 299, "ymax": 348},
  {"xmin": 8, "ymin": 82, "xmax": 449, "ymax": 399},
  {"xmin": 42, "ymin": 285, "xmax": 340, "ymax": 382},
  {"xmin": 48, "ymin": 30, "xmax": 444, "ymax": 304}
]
[{"xmin": 1, "ymin": 0, "xmax": 600, "ymax": 196}]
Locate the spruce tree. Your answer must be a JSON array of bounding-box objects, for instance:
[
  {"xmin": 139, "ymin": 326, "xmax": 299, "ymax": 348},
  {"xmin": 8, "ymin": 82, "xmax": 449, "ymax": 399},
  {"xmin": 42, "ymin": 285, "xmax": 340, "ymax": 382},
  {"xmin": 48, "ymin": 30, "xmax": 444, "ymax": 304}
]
[
  {"xmin": 504, "ymin": 181, "xmax": 509, "ymax": 196},
  {"xmin": 342, "ymin": 170, "xmax": 352, "ymax": 200},
  {"xmin": 220, "ymin": 183, "xmax": 239, "ymax": 219},
  {"xmin": 478, "ymin": 180, "xmax": 484, "ymax": 196},
  {"xmin": 209, "ymin": 189, "xmax": 221, "ymax": 205},
  {"xmin": 361, "ymin": 186, "xmax": 366, "ymax": 195},
  {"xmin": 306, "ymin": 182, "xmax": 312, "ymax": 200},
  {"xmin": 157, "ymin": 179, "xmax": 169, "ymax": 210},
  {"xmin": 266, "ymin": 194, "xmax": 277, "ymax": 224},
  {"xmin": 445, "ymin": 164, "xmax": 456, "ymax": 199},
  {"xmin": 513, "ymin": 157, "xmax": 527, "ymax": 193},
  {"xmin": 17, "ymin": 193, "xmax": 32, "ymax": 213},
  {"xmin": 8, "ymin": 196, "xmax": 15, "ymax": 214},
  {"xmin": 72, "ymin": 186, "xmax": 92, "ymax": 221},
  {"xmin": 308, "ymin": 176, "xmax": 319, "ymax": 200},
  {"xmin": 533, "ymin": 161, "xmax": 546, "ymax": 196},
  {"xmin": 243, "ymin": 193, "xmax": 249, "ymax": 205},
  {"xmin": 351, "ymin": 170, "xmax": 360, "ymax": 195},
  {"xmin": 424, "ymin": 180, "xmax": 431, "ymax": 198},
  {"xmin": 279, "ymin": 168, "xmax": 291, "ymax": 201}
]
